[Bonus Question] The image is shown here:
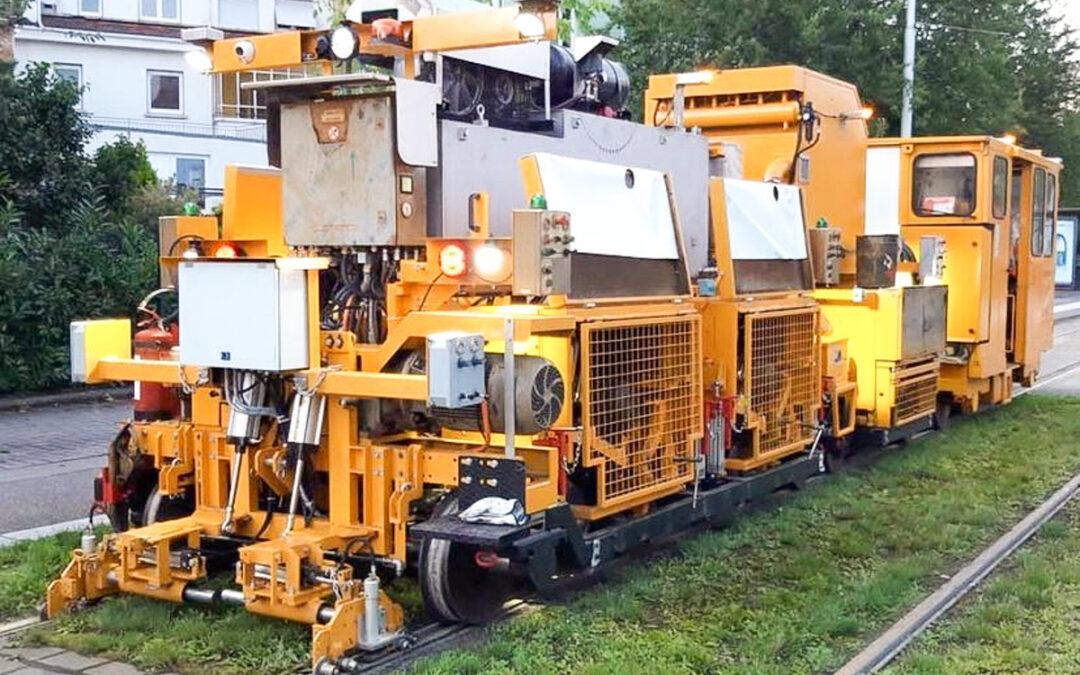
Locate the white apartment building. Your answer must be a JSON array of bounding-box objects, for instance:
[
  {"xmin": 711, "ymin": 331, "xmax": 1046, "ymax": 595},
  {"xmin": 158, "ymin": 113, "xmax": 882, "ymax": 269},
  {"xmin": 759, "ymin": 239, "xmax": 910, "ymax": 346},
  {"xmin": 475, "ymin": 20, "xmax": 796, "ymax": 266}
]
[{"xmin": 14, "ymin": 0, "xmax": 321, "ymax": 193}]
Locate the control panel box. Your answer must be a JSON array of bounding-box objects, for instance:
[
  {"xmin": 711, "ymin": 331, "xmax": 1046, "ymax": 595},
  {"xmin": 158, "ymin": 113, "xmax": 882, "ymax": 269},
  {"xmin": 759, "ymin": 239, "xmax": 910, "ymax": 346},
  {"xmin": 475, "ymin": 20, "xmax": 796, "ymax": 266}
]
[
  {"xmin": 808, "ymin": 227, "xmax": 843, "ymax": 286},
  {"xmin": 511, "ymin": 209, "xmax": 572, "ymax": 296},
  {"xmin": 426, "ymin": 332, "xmax": 486, "ymax": 409},
  {"xmin": 280, "ymin": 95, "xmax": 426, "ymax": 247},
  {"xmin": 179, "ymin": 261, "xmax": 309, "ymax": 371}
]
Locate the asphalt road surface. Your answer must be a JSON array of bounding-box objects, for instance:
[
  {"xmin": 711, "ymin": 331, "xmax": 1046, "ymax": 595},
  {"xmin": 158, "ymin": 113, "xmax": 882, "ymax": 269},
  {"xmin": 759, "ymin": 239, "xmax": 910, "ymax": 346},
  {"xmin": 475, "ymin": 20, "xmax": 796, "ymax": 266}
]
[
  {"xmin": 3, "ymin": 308, "xmax": 1080, "ymax": 534},
  {"xmin": 0, "ymin": 399, "xmax": 128, "ymax": 532}
]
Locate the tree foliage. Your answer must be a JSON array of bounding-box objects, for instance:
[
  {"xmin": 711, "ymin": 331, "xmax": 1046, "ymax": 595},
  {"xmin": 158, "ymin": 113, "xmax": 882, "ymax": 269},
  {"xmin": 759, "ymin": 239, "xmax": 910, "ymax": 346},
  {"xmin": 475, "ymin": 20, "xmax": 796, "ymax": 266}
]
[
  {"xmin": 92, "ymin": 137, "xmax": 157, "ymax": 213},
  {"xmin": 0, "ymin": 62, "xmax": 94, "ymax": 231},
  {"xmin": 0, "ymin": 65, "xmax": 167, "ymax": 392},
  {"xmin": 0, "ymin": 202, "xmax": 157, "ymax": 392},
  {"xmin": 610, "ymin": 0, "xmax": 1080, "ymax": 200}
]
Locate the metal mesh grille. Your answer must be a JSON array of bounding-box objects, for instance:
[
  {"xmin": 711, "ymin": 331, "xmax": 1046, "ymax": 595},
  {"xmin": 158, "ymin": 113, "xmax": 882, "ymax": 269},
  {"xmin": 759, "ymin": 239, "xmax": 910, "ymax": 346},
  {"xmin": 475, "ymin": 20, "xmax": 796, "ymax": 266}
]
[
  {"xmin": 581, "ymin": 315, "xmax": 702, "ymax": 508},
  {"xmin": 745, "ymin": 309, "xmax": 819, "ymax": 455},
  {"xmin": 894, "ymin": 359, "xmax": 939, "ymax": 426}
]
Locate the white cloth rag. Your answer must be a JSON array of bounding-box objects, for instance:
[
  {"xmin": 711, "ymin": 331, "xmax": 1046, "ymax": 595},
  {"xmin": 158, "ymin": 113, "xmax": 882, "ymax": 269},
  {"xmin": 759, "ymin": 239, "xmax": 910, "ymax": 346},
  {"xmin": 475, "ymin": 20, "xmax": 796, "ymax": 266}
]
[{"xmin": 457, "ymin": 497, "xmax": 527, "ymax": 526}]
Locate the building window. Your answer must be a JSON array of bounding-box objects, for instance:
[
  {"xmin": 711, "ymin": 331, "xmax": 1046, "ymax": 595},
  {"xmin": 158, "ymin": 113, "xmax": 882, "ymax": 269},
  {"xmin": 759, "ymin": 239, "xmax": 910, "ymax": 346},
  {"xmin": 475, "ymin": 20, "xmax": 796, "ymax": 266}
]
[
  {"xmin": 913, "ymin": 153, "xmax": 977, "ymax": 217},
  {"xmin": 218, "ymin": 0, "xmax": 258, "ymax": 28},
  {"xmin": 176, "ymin": 158, "xmax": 205, "ymax": 191},
  {"xmin": 79, "ymin": 0, "xmax": 100, "ymax": 15},
  {"xmin": 215, "ymin": 68, "xmax": 310, "ymax": 119},
  {"xmin": 147, "ymin": 70, "xmax": 182, "ymax": 114},
  {"xmin": 141, "ymin": 0, "xmax": 179, "ymax": 21},
  {"xmin": 53, "ymin": 63, "xmax": 82, "ymax": 90},
  {"xmin": 992, "ymin": 156, "xmax": 1008, "ymax": 219}
]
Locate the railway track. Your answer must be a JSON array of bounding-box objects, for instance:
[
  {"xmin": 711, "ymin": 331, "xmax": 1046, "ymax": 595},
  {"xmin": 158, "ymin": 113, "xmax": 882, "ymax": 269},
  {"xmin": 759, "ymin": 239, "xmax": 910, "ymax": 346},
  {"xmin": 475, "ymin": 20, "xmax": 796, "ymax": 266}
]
[{"xmin": 835, "ymin": 469, "xmax": 1080, "ymax": 675}]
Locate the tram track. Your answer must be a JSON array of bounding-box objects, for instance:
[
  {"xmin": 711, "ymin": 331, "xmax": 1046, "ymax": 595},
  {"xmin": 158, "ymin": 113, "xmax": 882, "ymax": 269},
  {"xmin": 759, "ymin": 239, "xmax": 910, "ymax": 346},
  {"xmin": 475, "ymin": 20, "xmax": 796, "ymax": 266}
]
[{"xmin": 834, "ymin": 469, "xmax": 1080, "ymax": 674}]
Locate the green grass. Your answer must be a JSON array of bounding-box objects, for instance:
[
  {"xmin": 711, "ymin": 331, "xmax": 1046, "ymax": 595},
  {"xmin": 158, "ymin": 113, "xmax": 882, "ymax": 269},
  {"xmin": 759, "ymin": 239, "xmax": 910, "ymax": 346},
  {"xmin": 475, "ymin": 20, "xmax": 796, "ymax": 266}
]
[
  {"xmin": 0, "ymin": 529, "xmax": 101, "ymax": 620},
  {"xmin": 885, "ymin": 500, "xmax": 1080, "ymax": 674},
  {"xmin": 18, "ymin": 575, "xmax": 422, "ymax": 674},
  {"xmin": 17, "ymin": 396, "xmax": 1080, "ymax": 674},
  {"xmin": 411, "ymin": 396, "xmax": 1080, "ymax": 674}
]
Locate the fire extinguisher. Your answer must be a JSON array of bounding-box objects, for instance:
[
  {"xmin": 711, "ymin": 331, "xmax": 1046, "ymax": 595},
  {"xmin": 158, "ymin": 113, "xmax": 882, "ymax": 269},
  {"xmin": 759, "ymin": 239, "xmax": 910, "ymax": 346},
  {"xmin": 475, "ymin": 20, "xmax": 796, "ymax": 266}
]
[{"xmin": 133, "ymin": 289, "xmax": 180, "ymax": 421}]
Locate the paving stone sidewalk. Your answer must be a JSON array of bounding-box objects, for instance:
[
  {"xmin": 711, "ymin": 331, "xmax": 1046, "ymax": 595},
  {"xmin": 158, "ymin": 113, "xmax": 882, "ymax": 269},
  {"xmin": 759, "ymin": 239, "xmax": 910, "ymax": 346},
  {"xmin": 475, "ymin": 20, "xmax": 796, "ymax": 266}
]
[{"xmin": 0, "ymin": 641, "xmax": 154, "ymax": 675}]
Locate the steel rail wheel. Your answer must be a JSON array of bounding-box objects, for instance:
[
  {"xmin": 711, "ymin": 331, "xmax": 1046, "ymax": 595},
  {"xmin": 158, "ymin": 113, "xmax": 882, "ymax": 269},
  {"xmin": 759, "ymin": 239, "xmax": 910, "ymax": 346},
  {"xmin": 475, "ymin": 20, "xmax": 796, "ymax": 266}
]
[
  {"xmin": 141, "ymin": 487, "xmax": 194, "ymax": 525},
  {"xmin": 419, "ymin": 496, "xmax": 515, "ymax": 624}
]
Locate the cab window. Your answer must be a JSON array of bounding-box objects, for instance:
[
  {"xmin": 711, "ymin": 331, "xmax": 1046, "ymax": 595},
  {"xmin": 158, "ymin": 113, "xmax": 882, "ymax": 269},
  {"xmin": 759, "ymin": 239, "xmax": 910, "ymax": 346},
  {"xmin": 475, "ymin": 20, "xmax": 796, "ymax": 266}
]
[
  {"xmin": 913, "ymin": 153, "xmax": 977, "ymax": 216},
  {"xmin": 992, "ymin": 156, "xmax": 1008, "ymax": 218},
  {"xmin": 1031, "ymin": 168, "xmax": 1046, "ymax": 256}
]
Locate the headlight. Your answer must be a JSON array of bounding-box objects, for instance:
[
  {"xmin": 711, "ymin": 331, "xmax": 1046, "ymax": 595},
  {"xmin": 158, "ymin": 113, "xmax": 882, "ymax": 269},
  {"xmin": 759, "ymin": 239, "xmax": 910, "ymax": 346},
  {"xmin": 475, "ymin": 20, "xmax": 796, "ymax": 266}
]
[
  {"xmin": 330, "ymin": 26, "xmax": 358, "ymax": 60},
  {"xmin": 513, "ymin": 10, "xmax": 545, "ymax": 39},
  {"xmin": 183, "ymin": 48, "xmax": 213, "ymax": 73},
  {"xmin": 472, "ymin": 243, "xmax": 512, "ymax": 283}
]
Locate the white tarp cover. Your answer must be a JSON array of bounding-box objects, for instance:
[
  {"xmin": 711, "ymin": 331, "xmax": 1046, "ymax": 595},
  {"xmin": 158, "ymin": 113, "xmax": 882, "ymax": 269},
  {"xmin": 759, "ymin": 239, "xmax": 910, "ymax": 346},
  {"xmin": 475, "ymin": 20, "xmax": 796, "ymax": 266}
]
[
  {"xmin": 723, "ymin": 178, "xmax": 808, "ymax": 260},
  {"xmin": 532, "ymin": 153, "xmax": 679, "ymax": 260}
]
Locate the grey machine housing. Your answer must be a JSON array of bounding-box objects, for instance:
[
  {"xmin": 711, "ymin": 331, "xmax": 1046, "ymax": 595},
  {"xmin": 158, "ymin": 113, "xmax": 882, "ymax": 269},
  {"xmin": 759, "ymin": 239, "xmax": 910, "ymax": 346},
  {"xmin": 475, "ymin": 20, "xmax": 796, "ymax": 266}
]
[{"xmin": 258, "ymin": 40, "xmax": 712, "ymax": 293}]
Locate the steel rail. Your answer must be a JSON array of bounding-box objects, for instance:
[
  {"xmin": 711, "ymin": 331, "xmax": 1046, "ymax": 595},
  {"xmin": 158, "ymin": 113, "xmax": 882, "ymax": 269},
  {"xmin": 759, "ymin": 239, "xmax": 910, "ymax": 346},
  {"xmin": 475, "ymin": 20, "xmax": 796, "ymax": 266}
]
[{"xmin": 835, "ymin": 470, "xmax": 1080, "ymax": 675}]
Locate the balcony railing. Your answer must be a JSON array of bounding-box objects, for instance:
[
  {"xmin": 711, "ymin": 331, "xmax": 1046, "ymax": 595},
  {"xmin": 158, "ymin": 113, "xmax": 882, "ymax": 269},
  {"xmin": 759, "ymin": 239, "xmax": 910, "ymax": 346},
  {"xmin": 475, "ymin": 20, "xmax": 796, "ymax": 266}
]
[{"xmin": 87, "ymin": 114, "xmax": 267, "ymax": 142}]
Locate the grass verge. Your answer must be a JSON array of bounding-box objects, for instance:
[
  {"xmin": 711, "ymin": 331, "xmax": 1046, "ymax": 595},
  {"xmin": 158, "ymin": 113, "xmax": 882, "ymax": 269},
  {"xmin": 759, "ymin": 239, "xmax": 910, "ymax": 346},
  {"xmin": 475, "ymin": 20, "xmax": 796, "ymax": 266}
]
[
  {"xmin": 413, "ymin": 396, "xmax": 1080, "ymax": 674},
  {"xmin": 15, "ymin": 395, "xmax": 1080, "ymax": 673},
  {"xmin": 0, "ymin": 529, "xmax": 102, "ymax": 621},
  {"xmin": 17, "ymin": 574, "xmax": 421, "ymax": 674},
  {"xmin": 885, "ymin": 499, "xmax": 1080, "ymax": 674}
]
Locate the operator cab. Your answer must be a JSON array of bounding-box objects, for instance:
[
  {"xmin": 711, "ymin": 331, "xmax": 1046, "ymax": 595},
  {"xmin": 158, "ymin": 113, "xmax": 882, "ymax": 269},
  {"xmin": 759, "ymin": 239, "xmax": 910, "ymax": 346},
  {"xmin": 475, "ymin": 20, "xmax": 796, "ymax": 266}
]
[{"xmin": 870, "ymin": 136, "xmax": 1061, "ymax": 405}]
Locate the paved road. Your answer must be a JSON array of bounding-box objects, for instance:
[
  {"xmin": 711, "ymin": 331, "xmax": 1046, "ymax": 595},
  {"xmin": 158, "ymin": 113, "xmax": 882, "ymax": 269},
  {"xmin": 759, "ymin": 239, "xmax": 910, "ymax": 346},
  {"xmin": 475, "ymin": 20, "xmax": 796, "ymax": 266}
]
[
  {"xmin": 0, "ymin": 400, "xmax": 128, "ymax": 532},
  {"xmin": 1035, "ymin": 315, "xmax": 1080, "ymax": 395}
]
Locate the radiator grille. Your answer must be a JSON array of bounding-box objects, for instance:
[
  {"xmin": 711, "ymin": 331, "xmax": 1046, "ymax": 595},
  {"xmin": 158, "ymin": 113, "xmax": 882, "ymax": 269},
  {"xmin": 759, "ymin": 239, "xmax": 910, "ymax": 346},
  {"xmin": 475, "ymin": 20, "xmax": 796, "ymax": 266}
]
[
  {"xmin": 744, "ymin": 309, "xmax": 819, "ymax": 455},
  {"xmin": 581, "ymin": 315, "xmax": 702, "ymax": 509},
  {"xmin": 894, "ymin": 358, "xmax": 939, "ymax": 426}
]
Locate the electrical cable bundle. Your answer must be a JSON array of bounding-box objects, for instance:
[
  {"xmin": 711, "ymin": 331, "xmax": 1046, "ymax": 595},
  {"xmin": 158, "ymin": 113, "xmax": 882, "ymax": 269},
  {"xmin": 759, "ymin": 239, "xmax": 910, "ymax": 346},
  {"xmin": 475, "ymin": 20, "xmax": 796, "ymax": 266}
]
[{"xmin": 320, "ymin": 251, "xmax": 396, "ymax": 343}]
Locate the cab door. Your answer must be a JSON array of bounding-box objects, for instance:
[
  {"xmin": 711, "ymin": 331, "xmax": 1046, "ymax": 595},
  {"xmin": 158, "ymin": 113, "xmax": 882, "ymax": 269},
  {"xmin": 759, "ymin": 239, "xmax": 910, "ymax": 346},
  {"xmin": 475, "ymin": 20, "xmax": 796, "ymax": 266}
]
[{"xmin": 1013, "ymin": 162, "xmax": 1058, "ymax": 380}]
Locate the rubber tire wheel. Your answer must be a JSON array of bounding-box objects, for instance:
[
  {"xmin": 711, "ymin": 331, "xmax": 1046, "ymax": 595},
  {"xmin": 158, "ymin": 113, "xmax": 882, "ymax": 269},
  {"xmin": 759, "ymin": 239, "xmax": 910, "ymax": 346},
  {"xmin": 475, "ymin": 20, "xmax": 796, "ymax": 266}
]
[
  {"xmin": 419, "ymin": 497, "xmax": 515, "ymax": 625},
  {"xmin": 141, "ymin": 487, "xmax": 194, "ymax": 525}
]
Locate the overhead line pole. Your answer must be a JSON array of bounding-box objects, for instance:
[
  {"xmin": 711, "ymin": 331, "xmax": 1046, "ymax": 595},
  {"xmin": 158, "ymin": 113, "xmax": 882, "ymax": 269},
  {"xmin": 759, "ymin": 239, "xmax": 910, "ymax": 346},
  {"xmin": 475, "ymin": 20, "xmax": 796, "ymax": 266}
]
[{"xmin": 901, "ymin": 0, "xmax": 916, "ymax": 137}]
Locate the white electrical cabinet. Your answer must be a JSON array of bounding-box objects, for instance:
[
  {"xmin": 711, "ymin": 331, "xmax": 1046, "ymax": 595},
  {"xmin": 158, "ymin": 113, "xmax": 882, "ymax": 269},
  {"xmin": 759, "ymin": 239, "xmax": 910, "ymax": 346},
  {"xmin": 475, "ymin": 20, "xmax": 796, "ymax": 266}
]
[{"xmin": 179, "ymin": 261, "xmax": 309, "ymax": 371}]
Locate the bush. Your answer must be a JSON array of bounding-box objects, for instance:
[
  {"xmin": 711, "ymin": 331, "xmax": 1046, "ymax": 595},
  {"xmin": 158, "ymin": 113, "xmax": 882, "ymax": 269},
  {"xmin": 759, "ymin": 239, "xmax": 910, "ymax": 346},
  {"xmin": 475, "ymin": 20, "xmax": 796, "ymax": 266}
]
[
  {"xmin": 0, "ymin": 64, "xmax": 176, "ymax": 393},
  {"xmin": 92, "ymin": 137, "xmax": 157, "ymax": 214},
  {"xmin": 125, "ymin": 180, "xmax": 195, "ymax": 232},
  {"xmin": 0, "ymin": 197, "xmax": 157, "ymax": 392}
]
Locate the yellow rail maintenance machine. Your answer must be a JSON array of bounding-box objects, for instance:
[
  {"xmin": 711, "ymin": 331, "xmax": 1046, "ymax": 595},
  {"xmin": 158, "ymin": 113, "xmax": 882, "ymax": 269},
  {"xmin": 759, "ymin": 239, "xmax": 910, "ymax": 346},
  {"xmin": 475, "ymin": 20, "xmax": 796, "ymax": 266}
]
[
  {"xmin": 645, "ymin": 65, "xmax": 1059, "ymax": 440},
  {"xmin": 48, "ymin": 5, "xmax": 832, "ymax": 672},
  {"xmin": 47, "ymin": 4, "xmax": 1061, "ymax": 668}
]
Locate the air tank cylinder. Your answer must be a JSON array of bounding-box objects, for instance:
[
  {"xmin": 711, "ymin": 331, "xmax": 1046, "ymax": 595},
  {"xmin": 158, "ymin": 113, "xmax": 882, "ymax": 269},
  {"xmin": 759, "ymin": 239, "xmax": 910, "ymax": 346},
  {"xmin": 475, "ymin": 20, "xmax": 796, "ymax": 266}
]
[{"xmin": 287, "ymin": 392, "xmax": 327, "ymax": 452}]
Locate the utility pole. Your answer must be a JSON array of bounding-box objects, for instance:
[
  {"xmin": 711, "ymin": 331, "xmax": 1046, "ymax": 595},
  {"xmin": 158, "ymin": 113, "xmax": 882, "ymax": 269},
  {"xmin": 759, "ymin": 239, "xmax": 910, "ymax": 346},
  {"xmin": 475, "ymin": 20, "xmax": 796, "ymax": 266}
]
[{"xmin": 901, "ymin": 0, "xmax": 916, "ymax": 136}]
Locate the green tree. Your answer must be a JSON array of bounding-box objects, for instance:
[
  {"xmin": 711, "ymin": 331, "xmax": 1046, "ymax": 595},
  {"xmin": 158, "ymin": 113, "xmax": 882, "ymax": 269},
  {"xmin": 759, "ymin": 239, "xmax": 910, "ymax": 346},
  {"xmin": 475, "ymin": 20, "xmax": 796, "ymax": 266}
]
[
  {"xmin": 0, "ymin": 63, "xmax": 93, "ymax": 230},
  {"xmin": 93, "ymin": 137, "xmax": 157, "ymax": 214},
  {"xmin": 0, "ymin": 202, "xmax": 157, "ymax": 391},
  {"xmin": 0, "ymin": 65, "xmax": 159, "ymax": 392},
  {"xmin": 610, "ymin": 0, "xmax": 1080, "ymax": 200}
]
